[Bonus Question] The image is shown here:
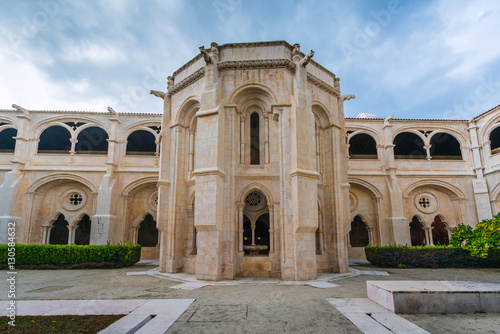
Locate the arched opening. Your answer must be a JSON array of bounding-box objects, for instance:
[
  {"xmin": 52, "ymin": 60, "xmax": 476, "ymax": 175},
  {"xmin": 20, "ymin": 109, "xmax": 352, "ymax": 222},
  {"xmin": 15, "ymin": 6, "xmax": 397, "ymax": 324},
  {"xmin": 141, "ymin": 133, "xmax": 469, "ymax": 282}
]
[
  {"xmin": 243, "ymin": 215, "xmax": 252, "ymax": 247},
  {"xmin": 431, "ymin": 216, "xmax": 449, "ymax": 245},
  {"xmin": 254, "ymin": 213, "xmax": 270, "ymax": 255},
  {"xmin": 75, "ymin": 127, "xmax": 109, "ymax": 154},
  {"xmin": 316, "ymin": 206, "xmax": 322, "ymax": 255},
  {"xmin": 393, "ymin": 132, "xmax": 426, "ymax": 159},
  {"xmin": 429, "ymin": 133, "xmax": 462, "ymax": 160},
  {"xmin": 126, "ymin": 130, "xmax": 156, "ymax": 155},
  {"xmin": 349, "ymin": 134, "xmax": 377, "ymax": 159},
  {"xmin": 409, "ymin": 216, "xmax": 426, "ymax": 246},
  {"xmin": 250, "ymin": 112, "xmax": 260, "ymax": 165},
  {"xmin": 349, "ymin": 215, "xmax": 369, "ymax": 247},
  {"xmin": 74, "ymin": 214, "xmax": 91, "ymax": 245},
  {"xmin": 137, "ymin": 214, "xmax": 158, "ymax": 247},
  {"xmin": 49, "ymin": 214, "xmax": 69, "ymax": 245},
  {"xmin": 490, "ymin": 126, "xmax": 500, "ymax": 155},
  {"xmin": 242, "ymin": 191, "xmax": 269, "ymax": 256},
  {"xmin": 0, "ymin": 128, "xmax": 17, "ymax": 153},
  {"xmin": 38, "ymin": 126, "xmax": 72, "ymax": 154}
]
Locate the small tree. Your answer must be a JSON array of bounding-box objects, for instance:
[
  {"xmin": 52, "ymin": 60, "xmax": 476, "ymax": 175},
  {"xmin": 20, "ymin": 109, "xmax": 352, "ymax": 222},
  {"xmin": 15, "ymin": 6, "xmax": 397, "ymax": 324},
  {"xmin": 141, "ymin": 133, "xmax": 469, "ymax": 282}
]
[{"xmin": 450, "ymin": 213, "xmax": 500, "ymax": 258}]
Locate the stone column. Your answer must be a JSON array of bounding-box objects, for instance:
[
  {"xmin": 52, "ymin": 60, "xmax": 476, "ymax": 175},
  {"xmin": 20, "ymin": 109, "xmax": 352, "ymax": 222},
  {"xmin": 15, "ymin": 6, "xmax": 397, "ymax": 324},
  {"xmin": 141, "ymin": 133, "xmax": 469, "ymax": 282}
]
[
  {"xmin": 240, "ymin": 114, "xmax": 246, "ymax": 164},
  {"xmin": 367, "ymin": 226, "xmax": 375, "ymax": 245},
  {"xmin": 424, "ymin": 226, "xmax": 433, "ymax": 246},
  {"xmin": 268, "ymin": 203, "xmax": 275, "ymax": 253},
  {"xmin": 188, "ymin": 130, "xmax": 195, "ymax": 172},
  {"xmin": 264, "ymin": 113, "xmax": 270, "ymax": 164},
  {"xmin": 315, "ymin": 125, "xmax": 321, "ymax": 173},
  {"xmin": 468, "ymin": 119, "xmax": 493, "ymax": 221},
  {"xmin": 193, "ymin": 46, "xmax": 227, "ymax": 281},
  {"xmin": 382, "ymin": 116, "xmax": 410, "ymax": 245},
  {"xmin": 236, "ymin": 202, "xmax": 245, "ymax": 252},
  {"xmin": 132, "ymin": 226, "xmax": 139, "ymax": 244},
  {"xmin": 42, "ymin": 226, "xmax": 51, "ymax": 244}
]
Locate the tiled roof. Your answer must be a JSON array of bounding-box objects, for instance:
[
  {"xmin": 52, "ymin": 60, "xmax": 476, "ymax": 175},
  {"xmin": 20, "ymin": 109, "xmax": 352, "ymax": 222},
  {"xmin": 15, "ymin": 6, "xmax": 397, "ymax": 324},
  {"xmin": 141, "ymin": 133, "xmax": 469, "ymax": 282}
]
[
  {"xmin": 345, "ymin": 117, "xmax": 468, "ymax": 122},
  {"xmin": 0, "ymin": 109, "xmax": 162, "ymax": 116},
  {"xmin": 472, "ymin": 103, "xmax": 500, "ymax": 120}
]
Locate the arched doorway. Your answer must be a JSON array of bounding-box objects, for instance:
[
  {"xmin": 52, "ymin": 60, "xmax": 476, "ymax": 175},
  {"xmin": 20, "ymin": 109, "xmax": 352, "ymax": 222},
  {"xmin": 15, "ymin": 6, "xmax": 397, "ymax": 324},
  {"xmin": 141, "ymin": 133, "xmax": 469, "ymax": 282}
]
[
  {"xmin": 137, "ymin": 214, "xmax": 159, "ymax": 247},
  {"xmin": 49, "ymin": 214, "xmax": 69, "ymax": 245},
  {"xmin": 410, "ymin": 216, "xmax": 426, "ymax": 246},
  {"xmin": 349, "ymin": 215, "xmax": 369, "ymax": 247},
  {"xmin": 432, "ymin": 216, "xmax": 449, "ymax": 245},
  {"xmin": 74, "ymin": 214, "xmax": 91, "ymax": 245},
  {"xmin": 242, "ymin": 191, "xmax": 269, "ymax": 256}
]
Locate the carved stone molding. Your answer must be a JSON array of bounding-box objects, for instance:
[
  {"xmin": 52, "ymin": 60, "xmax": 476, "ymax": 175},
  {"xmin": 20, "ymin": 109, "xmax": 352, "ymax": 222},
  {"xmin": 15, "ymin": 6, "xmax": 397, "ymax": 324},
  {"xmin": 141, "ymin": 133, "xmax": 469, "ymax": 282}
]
[
  {"xmin": 168, "ymin": 68, "xmax": 205, "ymax": 96},
  {"xmin": 307, "ymin": 73, "xmax": 340, "ymax": 97},
  {"xmin": 217, "ymin": 59, "xmax": 296, "ymax": 72}
]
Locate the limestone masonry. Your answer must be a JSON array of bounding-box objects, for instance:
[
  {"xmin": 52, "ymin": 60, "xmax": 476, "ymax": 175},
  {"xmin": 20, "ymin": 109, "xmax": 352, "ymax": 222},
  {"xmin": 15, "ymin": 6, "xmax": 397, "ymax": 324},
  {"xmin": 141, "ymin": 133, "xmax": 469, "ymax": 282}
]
[{"xmin": 1, "ymin": 41, "xmax": 499, "ymax": 280}]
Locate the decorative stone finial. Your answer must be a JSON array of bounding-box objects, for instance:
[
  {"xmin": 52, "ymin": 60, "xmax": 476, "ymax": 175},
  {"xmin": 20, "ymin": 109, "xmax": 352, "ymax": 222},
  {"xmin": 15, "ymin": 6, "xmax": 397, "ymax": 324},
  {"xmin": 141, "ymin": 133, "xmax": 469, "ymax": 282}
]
[
  {"xmin": 292, "ymin": 43, "xmax": 301, "ymax": 62},
  {"xmin": 300, "ymin": 50, "xmax": 314, "ymax": 67},
  {"xmin": 107, "ymin": 107, "xmax": 118, "ymax": 116},
  {"xmin": 167, "ymin": 76, "xmax": 174, "ymax": 89},
  {"xmin": 150, "ymin": 90, "xmax": 166, "ymax": 99},
  {"xmin": 12, "ymin": 104, "xmax": 29, "ymax": 114},
  {"xmin": 334, "ymin": 77, "xmax": 340, "ymax": 88},
  {"xmin": 199, "ymin": 42, "xmax": 219, "ymax": 64}
]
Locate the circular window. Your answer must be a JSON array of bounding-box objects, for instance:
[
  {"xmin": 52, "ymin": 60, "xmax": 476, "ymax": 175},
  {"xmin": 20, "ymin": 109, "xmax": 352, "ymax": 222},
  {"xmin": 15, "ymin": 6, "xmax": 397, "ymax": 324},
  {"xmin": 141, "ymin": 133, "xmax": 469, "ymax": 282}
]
[
  {"xmin": 349, "ymin": 193, "xmax": 358, "ymax": 211},
  {"xmin": 60, "ymin": 189, "xmax": 87, "ymax": 211},
  {"xmin": 244, "ymin": 191, "xmax": 267, "ymax": 211},
  {"xmin": 415, "ymin": 192, "xmax": 439, "ymax": 214},
  {"xmin": 148, "ymin": 191, "xmax": 159, "ymax": 212}
]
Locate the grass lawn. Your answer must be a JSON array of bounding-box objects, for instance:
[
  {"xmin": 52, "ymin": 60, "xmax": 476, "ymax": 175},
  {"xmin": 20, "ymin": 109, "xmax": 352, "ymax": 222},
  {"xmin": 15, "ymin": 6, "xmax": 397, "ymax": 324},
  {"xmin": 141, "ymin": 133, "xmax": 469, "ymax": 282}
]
[{"xmin": 0, "ymin": 314, "xmax": 124, "ymax": 333}]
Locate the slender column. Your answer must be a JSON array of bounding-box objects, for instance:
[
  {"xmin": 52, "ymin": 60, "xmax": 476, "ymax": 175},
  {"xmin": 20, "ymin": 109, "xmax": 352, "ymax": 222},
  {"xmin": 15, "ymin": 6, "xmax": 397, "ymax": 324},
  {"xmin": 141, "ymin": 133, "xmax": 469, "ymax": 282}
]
[
  {"xmin": 424, "ymin": 226, "xmax": 433, "ymax": 246},
  {"xmin": 445, "ymin": 226, "xmax": 453, "ymax": 242},
  {"xmin": 264, "ymin": 113, "xmax": 270, "ymax": 164},
  {"xmin": 424, "ymin": 144, "xmax": 432, "ymax": 160},
  {"xmin": 318, "ymin": 210, "xmax": 324, "ymax": 251},
  {"xmin": 132, "ymin": 227, "xmax": 138, "ymax": 244},
  {"xmin": 315, "ymin": 125, "xmax": 321, "ymax": 173},
  {"xmin": 42, "ymin": 226, "xmax": 50, "ymax": 244},
  {"xmin": 236, "ymin": 202, "xmax": 245, "ymax": 252},
  {"xmin": 367, "ymin": 226, "xmax": 375, "ymax": 245},
  {"xmin": 268, "ymin": 203, "xmax": 275, "ymax": 253},
  {"xmin": 240, "ymin": 114, "xmax": 246, "ymax": 164},
  {"xmin": 251, "ymin": 221, "xmax": 256, "ymax": 245},
  {"xmin": 188, "ymin": 131, "xmax": 194, "ymax": 172},
  {"xmin": 68, "ymin": 226, "xmax": 76, "ymax": 245}
]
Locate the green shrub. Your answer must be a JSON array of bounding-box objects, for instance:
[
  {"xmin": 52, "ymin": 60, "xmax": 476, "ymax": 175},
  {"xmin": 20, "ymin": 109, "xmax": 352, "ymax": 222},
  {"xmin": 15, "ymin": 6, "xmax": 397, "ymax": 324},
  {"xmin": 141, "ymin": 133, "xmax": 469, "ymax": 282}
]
[
  {"xmin": 364, "ymin": 245, "xmax": 499, "ymax": 268},
  {"xmin": 0, "ymin": 244, "xmax": 141, "ymax": 268},
  {"xmin": 450, "ymin": 214, "xmax": 500, "ymax": 258}
]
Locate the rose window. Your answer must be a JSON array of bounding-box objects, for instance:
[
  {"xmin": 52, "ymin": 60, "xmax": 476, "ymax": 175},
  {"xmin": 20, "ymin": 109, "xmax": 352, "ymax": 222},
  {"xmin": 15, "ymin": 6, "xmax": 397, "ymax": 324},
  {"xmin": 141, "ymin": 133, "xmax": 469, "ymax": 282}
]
[
  {"xmin": 69, "ymin": 193, "xmax": 83, "ymax": 206},
  {"xmin": 418, "ymin": 197, "xmax": 430, "ymax": 208},
  {"xmin": 154, "ymin": 196, "xmax": 158, "ymax": 205},
  {"xmin": 245, "ymin": 192, "xmax": 261, "ymax": 207}
]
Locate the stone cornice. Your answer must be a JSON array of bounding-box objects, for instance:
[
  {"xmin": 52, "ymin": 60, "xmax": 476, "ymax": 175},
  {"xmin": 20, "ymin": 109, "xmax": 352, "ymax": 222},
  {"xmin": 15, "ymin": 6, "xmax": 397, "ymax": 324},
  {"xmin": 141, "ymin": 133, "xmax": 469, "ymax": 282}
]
[
  {"xmin": 289, "ymin": 168, "xmax": 320, "ymax": 180},
  {"xmin": 217, "ymin": 59, "xmax": 296, "ymax": 72},
  {"xmin": 192, "ymin": 167, "xmax": 227, "ymax": 178},
  {"xmin": 168, "ymin": 68, "xmax": 205, "ymax": 96},
  {"xmin": 307, "ymin": 73, "xmax": 340, "ymax": 97}
]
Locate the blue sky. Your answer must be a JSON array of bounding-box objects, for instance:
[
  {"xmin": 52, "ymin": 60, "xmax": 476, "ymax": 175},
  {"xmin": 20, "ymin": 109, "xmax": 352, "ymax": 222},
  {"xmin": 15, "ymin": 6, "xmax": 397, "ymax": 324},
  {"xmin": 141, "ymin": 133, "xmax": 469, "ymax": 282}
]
[{"xmin": 1, "ymin": 0, "xmax": 499, "ymax": 119}]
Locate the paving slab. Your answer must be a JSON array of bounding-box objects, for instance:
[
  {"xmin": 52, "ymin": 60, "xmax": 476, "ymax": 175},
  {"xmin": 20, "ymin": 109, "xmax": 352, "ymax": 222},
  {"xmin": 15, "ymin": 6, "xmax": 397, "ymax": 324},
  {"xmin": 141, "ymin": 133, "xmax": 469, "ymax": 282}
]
[
  {"xmin": 328, "ymin": 298, "xmax": 430, "ymax": 334},
  {"xmin": 367, "ymin": 281, "xmax": 500, "ymax": 313}
]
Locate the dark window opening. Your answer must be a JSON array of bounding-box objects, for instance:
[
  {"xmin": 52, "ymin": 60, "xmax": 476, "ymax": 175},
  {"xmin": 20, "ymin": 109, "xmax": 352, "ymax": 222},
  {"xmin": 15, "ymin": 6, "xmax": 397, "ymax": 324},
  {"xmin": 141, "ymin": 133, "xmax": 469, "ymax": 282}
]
[
  {"xmin": 75, "ymin": 214, "xmax": 91, "ymax": 245},
  {"xmin": 349, "ymin": 215, "xmax": 369, "ymax": 247},
  {"xmin": 126, "ymin": 130, "xmax": 156, "ymax": 155},
  {"xmin": 250, "ymin": 112, "xmax": 260, "ymax": 165},
  {"xmin": 137, "ymin": 214, "xmax": 158, "ymax": 247},
  {"xmin": 429, "ymin": 133, "xmax": 462, "ymax": 160},
  {"xmin": 254, "ymin": 214, "xmax": 270, "ymax": 255},
  {"xmin": 410, "ymin": 216, "xmax": 426, "ymax": 246},
  {"xmin": 75, "ymin": 127, "xmax": 108, "ymax": 154},
  {"xmin": 38, "ymin": 126, "xmax": 72, "ymax": 154},
  {"xmin": 393, "ymin": 132, "xmax": 426, "ymax": 159},
  {"xmin": 432, "ymin": 217, "xmax": 449, "ymax": 245},
  {"xmin": 49, "ymin": 214, "xmax": 69, "ymax": 245},
  {"xmin": 490, "ymin": 127, "xmax": 500, "ymax": 155},
  {"xmin": 243, "ymin": 215, "xmax": 252, "ymax": 248},
  {"xmin": 349, "ymin": 134, "xmax": 378, "ymax": 159},
  {"xmin": 148, "ymin": 126, "xmax": 161, "ymax": 134},
  {"xmin": 0, "ymin": 128, "xmax": 17, "ymax": 153}
]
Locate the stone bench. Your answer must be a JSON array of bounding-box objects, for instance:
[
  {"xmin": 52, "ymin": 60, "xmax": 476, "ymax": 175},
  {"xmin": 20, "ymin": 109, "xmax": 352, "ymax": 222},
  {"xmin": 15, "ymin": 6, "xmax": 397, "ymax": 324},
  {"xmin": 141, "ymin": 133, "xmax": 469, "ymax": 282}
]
[{"xmin": 367, "ymin": 281, "xmax": 500, "ymax": 314}]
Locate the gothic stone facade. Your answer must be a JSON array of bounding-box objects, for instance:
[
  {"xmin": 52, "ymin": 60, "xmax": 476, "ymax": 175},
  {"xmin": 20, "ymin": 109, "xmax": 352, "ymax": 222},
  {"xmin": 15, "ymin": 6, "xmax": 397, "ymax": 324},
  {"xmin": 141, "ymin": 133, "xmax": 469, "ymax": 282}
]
[{"xmin": 1, "ymin": 41, "xmax": 500, "ymax": 281}]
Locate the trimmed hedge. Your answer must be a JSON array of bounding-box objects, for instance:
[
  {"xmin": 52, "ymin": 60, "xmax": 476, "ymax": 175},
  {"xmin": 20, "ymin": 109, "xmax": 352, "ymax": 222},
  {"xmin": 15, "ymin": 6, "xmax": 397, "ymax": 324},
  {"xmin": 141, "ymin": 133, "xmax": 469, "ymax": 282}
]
[
  {"xmin": 365, "ymin": 245, "xmax": 500, "ymax": 268},
  {"xmin": 0, "ymin": 244, "xmax": 141, "ymax": 268}
]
